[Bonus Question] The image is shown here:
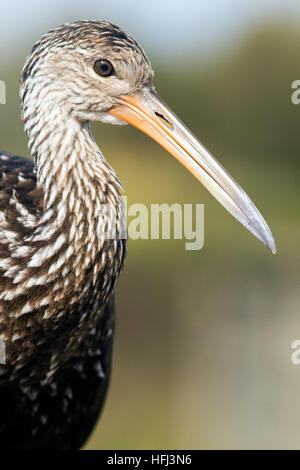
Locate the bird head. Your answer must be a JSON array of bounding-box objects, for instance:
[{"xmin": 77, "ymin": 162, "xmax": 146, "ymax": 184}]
[
  {"xmin": 20, "ymin": 21, "xmax": 153, "ymax": 123},
  {"xmin": 20, "ymin": 20, "xmax": 276, "ymax": 253}
]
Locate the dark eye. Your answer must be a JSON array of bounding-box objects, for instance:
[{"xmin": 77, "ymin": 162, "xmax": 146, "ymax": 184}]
[{"xmin": 94, "ymin": 59, "xmax": 115, "ymax": 77}]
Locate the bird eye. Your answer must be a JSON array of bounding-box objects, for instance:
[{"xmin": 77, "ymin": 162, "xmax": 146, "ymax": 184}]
[{"xmin": 94, "ymin": 59, "xmax": 115, "ymax": 77}]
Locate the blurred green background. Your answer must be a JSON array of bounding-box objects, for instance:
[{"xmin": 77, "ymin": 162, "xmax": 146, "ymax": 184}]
[{"xmin": 1, "ymin": 0, "xmax": 300, "ymax": 450}]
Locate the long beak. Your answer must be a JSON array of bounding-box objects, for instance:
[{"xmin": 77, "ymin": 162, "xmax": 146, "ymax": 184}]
[{"xmin": 109, "ymin": 86, "xmax": 276, "ymax": 253}]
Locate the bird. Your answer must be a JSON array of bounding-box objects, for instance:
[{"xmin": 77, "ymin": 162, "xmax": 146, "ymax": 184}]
[{"xmin": 0, "ymin": 20, "xmax": 276, "ymax": 449}]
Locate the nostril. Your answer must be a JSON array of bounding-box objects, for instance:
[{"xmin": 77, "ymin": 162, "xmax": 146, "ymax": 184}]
[{"xmin": 154, "ymin": 112, "xmax": 174, "ymax": 130}]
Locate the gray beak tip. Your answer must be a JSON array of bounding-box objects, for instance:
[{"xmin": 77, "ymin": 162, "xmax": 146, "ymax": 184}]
[
  {"xmin": 262, "ymin": 232, "xmax": 276, "ymax": 254},
  {"xmin": 269, "ymin": 240, "xmax": 277, "ymax": 255}
]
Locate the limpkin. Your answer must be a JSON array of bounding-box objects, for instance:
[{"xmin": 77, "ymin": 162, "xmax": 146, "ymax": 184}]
[{"xmin": 0, "ymin": 20, "xmax": 275, "ymax": 449}]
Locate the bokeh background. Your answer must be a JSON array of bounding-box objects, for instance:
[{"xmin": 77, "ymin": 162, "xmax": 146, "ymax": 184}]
[{"xmin": 1, "ymin": 0, "xmax": 300, "ymax": 450}]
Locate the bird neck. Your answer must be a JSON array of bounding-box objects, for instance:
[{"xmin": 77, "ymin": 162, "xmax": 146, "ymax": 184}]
[
  {"xmin": 28, "ymin": 110, "xmax": 125, "ymax": 243},
  {"xmin": 29, "ymin": 113, "xmax": 122, "ymax": 207}
]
